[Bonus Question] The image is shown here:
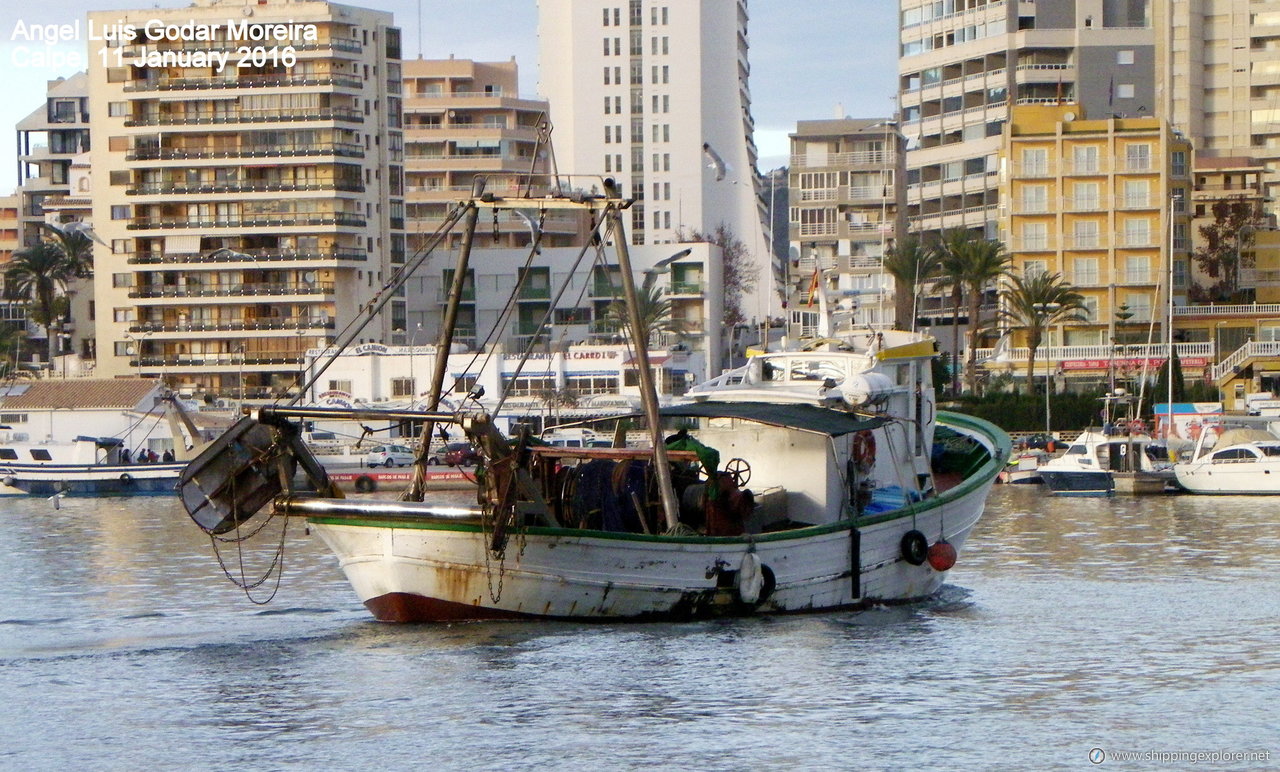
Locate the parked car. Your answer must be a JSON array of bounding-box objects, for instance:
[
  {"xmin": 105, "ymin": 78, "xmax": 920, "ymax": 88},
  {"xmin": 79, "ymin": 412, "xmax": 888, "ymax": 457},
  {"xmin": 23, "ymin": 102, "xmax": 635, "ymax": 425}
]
[
  {"xmin": 1022, "ymin": 433, "xmax": 1056, "ymax": 450},
  {"xmin": 364, "ymin": 444, "xmax": 417, "ymax": 467},
  {"xmin": 444, "ymin": 442, "xmax": 480, "ymax": 467}
]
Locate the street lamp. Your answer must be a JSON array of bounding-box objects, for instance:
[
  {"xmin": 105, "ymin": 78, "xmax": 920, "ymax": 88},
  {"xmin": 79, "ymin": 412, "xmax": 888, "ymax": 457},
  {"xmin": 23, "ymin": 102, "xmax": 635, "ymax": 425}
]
[{"xmin": 409, "ymin": 323, "xmax": 425, "ymax": 402}]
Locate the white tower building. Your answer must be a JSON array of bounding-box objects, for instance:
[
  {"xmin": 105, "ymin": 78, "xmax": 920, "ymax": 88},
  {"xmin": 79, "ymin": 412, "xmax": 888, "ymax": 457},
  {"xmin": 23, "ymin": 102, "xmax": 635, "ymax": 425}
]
[{"xmin": 537, "ymin": 0, "xmax": 767, "ymax": 325}]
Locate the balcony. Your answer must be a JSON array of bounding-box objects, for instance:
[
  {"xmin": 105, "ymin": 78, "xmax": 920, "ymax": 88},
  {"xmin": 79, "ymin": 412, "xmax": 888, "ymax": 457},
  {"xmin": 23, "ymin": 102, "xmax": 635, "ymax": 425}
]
[
  {"xmin": 127, "ymin": 181, "xmax": 363, "ymax": 196},
  {"xmin": 124, "ymin": 106, "xmax": 363, "ymax": 127},
  {"xmin": 788, "ymin": 150, "xmax": 895, "ymax": 169},
  {"xmin": 123, "ymin": 73, "xmax": 363, "ymax": 92},
  {"xmin": 591, "ymin": 281, "xmax": 623, "ymax": 298},
  {"xmin": 127, "ymin": 212, "xmax": 366, "ymax": 230},
  {"xmin": 517, "ymin": 286, "xmax": 551, "ymax": 301},
  {"xmin": 126, "ymin": 247, "xmax": 365, "ymax": 264},
  {"xmin": 126, "ymin": 142, "xmax": 364, "ymax": 162},
  {"xmin": 668, "ymin": 281, "xmax": 704, "ymax": 296},
  {"xmin": 137, "ymin": 350, "xmax": 307, "ymax": 368},
  {"xmin": 129, "ymin": 282, "xmax": 335, "ymax": 299},
  {"xmin": 129, "ymin": 318, "xmax": 335, "ymax": 334}
]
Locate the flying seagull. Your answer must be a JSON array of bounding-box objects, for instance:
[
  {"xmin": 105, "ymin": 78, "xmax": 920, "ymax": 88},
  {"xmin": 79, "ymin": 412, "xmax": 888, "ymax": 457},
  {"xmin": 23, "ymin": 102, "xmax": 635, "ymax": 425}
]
[{"xmin": 702, "ymin": 142, "xmax": 727, "ymax": 181}]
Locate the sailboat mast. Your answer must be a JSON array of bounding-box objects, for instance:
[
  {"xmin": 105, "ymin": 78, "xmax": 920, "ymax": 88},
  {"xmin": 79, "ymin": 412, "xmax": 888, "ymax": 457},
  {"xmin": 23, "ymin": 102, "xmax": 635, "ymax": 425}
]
[
  {"xmin": 603, "ymin": 183, "xmax": 681, "ymax": 532},
  {"xmin": 407, "ymin": 181, "xmax": 484, "ymax": 500}
]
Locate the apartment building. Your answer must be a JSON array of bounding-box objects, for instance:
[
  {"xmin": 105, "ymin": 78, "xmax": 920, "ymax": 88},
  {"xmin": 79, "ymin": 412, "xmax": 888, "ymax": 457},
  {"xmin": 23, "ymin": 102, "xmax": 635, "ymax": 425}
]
[
  {"xmin": 0, "ymin": 195, "xmax": 21, "ymax": 338},
  {"xmin": 536, "ymin": 0, "xmax": 767, "ymax": 312},
  {"xmin": 898, "ymin": 0, "xmax": 1156, "ymax": 241},
  {"xmin": 402, "ymin": 57, "xmax": 586, "ymax": 264},
  {"xmin": 404, "ymin": 242, "xmax": 723, "ymax": 385},
  {"xmin": 998, "ymin": 104, "xmax": 1191, "ymax": 365},
  {"xmin": 786, "ymin": 118, "xmax": 906, "ymax": 329},
  {"xmin": 15, "ymin": 74, "xmax": 90, "ymax": 249},
  {"xmin": 1156, "ymin": 2, "xmax": 1280, "ymax": 215},
  {"xmin": 87, "ymin": 0, "xmax": 403, "ymax": 399}
]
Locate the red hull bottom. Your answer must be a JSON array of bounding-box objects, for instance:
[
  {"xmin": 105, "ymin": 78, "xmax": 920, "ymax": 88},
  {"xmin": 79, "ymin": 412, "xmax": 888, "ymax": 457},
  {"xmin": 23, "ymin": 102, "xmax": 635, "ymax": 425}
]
[{"xmin": 365, "ymin": 592, "xmax": 532, "ymax": 622}]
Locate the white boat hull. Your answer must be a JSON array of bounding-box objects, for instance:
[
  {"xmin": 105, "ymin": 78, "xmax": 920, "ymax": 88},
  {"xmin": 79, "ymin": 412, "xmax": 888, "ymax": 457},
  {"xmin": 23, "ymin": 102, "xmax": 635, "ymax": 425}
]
[
  {"xmin": 1174, "ymin": 461, "xmax": 1280, "ymax": 494},
  {"xmin": 0, "ymin": 463, "xmax": 184, "ymax": 497},
  {"xmin": 308, "ymin": 463, "xmax": 996, "ymax": 622}
]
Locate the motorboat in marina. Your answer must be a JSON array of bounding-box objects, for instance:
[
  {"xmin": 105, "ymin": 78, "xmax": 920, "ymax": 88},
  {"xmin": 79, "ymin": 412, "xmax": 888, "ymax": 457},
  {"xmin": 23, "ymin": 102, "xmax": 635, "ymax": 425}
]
[
  {"xmin": 0, "ymin": 383, "xmax": 213, "ymax": 497},
  {"xmin": 178, "ymin": 180, "xmax": 1010, "ymax": 622},
  {"xmin": 1037, "ymin": 428, "xmax": 1174, "ymax": 495},
  {"xmin": 1173, "ymin": 421, "xmax": 1280, "ymax": 494}
]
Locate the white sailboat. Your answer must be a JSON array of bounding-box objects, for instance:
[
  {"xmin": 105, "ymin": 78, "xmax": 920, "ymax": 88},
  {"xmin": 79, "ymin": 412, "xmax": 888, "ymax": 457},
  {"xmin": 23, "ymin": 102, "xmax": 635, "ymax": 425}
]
[{"xmin": 178, "ymin": 182, "xmax": 1010, "ymax": 622}]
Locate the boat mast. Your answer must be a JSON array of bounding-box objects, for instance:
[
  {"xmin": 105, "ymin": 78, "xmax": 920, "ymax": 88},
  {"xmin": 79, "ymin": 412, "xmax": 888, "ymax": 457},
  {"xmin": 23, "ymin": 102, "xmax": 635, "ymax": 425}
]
[
  {"xmin": 407, "ymin": 180, "xmax": 484, "ymax": 501},
  {"xmin": 603, "ymin": 180, "xmax": 681, "ymax": 532}
]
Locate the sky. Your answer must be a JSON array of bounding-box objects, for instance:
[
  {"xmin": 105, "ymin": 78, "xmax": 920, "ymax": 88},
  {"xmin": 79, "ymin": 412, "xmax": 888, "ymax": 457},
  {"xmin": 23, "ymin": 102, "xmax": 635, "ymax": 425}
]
[{"xmin": 0, "ymin": 0, "xmax": 898, "ymax": 193}]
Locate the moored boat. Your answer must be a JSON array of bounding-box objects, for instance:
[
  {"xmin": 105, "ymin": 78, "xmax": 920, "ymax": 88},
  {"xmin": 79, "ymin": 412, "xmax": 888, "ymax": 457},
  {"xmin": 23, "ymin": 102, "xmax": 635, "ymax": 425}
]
[{"xmin": 1173, "ymin": 422, "xmax": 1280, "ymax": 494}]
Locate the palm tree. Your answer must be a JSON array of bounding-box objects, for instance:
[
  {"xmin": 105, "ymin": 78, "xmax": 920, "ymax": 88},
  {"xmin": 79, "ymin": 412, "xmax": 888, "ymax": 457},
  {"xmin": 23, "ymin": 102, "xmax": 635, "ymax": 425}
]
[
  {"xmin": 998, "ymin": 272, "xmax": 1088, "ymax": 396},
  {"xmin": 605, "ymin": 276, "xmax": 685, "ymax": 347},
  {"xmin": 5, "ymin": 242, "xmax": 77, "ymax": 365},
  {"xmin": 934, "ymin": 229, "xmax": 976, "ymax": 392},
  {"xmin": 960, "ymin": 238, "xmax": 1010, "ymax": 393},
  {"xmin": 882, "ymin": 234, "xmax": 940, "ymax": 331},
  {"xmin": 40, "ymin": 223, "xmax": 95, "ymax": 279}
]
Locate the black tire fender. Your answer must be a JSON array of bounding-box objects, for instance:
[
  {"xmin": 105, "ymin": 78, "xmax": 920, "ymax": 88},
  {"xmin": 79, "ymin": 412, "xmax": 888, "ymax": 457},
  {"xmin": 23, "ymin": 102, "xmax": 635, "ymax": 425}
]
[
  {"xmin": 900, "ymin": 529, "xmax": 928, "ymax": 566},
  {"xmin": 354, "ymin": 474, "xmax": 377, "ymax": 493}
]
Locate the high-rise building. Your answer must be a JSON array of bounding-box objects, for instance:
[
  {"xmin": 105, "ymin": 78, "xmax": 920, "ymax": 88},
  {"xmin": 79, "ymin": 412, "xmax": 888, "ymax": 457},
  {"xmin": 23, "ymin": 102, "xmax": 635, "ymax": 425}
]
[
  {"xmin": 15, "ymin": 74, "xmax": 91, "ymax": 249},
  {"xmin": 786, "ymin": 118, "xmax": 905, "ymax": 330},
  {"xmin": 898, "ymin": 1, "xmax": 1157, "ymax": 242},
  {"xmin": 87, "ymin": 0, "xmax": 403, "ymax": 400},
  {"xmin": 1156, "ymin": 2, "xmax": 1280, "ymax": 213},
  {"xmin": 536, "ymin": 0, "xmax": 767, "ymax": 322}
]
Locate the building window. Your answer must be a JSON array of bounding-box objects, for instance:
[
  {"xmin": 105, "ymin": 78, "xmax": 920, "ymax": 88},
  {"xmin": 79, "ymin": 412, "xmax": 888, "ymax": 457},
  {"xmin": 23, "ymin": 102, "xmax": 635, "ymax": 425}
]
[
  {"xmin": 328, "ymin": 380, "xmax": 353, "ymax": 393},
  {"xmin": 391, "ymin": 377, "xmax": 416, "ymax": 398},
  {"xmin": 108, "ymin": 102, "xmax": 128, "ymax": 118},
  {"xmin": 1023, "ymin": 260, "xmax": 1048, "ymax": 279},
  {"xmin": 1072, "ymin": 145, "xmax": 1100, "ymax": 174},
  {"xmin": 1118, "ymin": 50, "xmax": 1135, "ymax": 65},
  {"xmin": 1073, "ymin": 182, "xmax": 1100, "ymax": 210},
  {"xmin": 1072, "ymin": 257, "xmax": 1099, "ymax": 286},
  {"xmin": 1022, "ymin": 222, "xmax": 1048, "ymax": 250},
  {"xmin": 1123, "ymin": 219, "xmax": 1151, "ymax": 247},
  {"xmin": 1021, "ymin": 185, "xmax": 1048, "ymax": 214},
  {"xmin": 1116, "ymin": 83, "xmax": 1135, "ymax": 99},
  {"xmin": 604, "ymin": 67, "xmax": 611, "ymax": 85},
  {"xmin": 1073, "ymin": 220, "xmax": 1100, "ymax": 249},
  {"xmin": 110, "ymin": 205, "xmax": 129, "ymax": 220},
  {"xmin": 1172, "ymin": 151, "xmax": 1188, "ymax": 177},
  {"xmin": 1124, "ymin": 144, "xmax": 1151, "ymax": 172}
]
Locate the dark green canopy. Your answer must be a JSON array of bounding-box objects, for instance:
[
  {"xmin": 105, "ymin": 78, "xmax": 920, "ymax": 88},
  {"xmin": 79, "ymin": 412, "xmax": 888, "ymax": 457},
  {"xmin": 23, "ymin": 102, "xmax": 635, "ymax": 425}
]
[{"xmin": 657, "ymin": 401, "xmax": 886, "ymax": 436}]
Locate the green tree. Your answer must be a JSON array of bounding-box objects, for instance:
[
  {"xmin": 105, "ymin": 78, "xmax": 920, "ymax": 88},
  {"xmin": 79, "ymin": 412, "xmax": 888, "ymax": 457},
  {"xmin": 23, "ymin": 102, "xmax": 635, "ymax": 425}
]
[
  {"xmin": 682, "ymin": 225, "xmax": 757, "ymax": 327},
  {"xmin": 0, "ymin": 323, "xmax": 25, "ymax": 378},
  {"xmin": 5, "ymin": 242, "xmax": 77, "ymax": 365},
  {"xmin": 40, "ymin": 223, "xmax": 95, "ymax": 279},
  {"xmin": 997, "ymin": 272, "xmax": 1088, "ymax": 396},
  {"xmin": 1191, "ymin": 196, "xmax": 1264, "ymax": 303},
  {"xmin": 960, "ymin": 238, "xmax": 1010, "ymax": 393},
  {"xmin": 882, "ymin": 234, "xmax": 940, "ymax": 331},
  {"xmin": 605, "ymin": 275, "xmax": 684, "ymax": 346}
]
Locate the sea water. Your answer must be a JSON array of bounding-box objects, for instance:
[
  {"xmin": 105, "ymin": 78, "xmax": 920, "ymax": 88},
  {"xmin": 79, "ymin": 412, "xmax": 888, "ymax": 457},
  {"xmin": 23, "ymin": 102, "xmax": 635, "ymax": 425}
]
[{"xmin": 0, "ymin": 487, "xmax": 1277, "ymax": 769}]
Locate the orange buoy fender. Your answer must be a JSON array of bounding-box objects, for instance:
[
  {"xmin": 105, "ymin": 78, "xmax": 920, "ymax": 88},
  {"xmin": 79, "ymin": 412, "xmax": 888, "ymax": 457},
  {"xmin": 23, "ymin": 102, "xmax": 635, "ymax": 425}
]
[
  {"xmin": 927, "ymin": 539, "xmax": 958, "ymax": 571},
  {"xmin": 900, "ymin": 529, "xmax": 928, "ymax": 565}
]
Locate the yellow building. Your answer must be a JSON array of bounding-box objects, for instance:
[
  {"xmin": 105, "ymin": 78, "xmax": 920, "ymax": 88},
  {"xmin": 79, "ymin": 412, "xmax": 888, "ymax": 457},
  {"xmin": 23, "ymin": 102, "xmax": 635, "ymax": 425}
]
[{"xmin": 992, "ymin": 104, "xmax": 1193, "ymax": 386}]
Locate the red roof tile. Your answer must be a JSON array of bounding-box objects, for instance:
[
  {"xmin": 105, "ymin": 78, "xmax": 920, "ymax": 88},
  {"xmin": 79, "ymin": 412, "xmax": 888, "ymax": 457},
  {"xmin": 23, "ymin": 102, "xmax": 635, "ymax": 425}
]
[{"xmin": 0, "ymin": 378, "xmax": 161, "ymax": 410}]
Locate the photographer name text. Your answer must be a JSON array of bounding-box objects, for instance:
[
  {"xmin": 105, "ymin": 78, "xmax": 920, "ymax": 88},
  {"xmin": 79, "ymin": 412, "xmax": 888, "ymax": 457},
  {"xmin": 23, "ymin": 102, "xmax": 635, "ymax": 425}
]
[{"xmin": 11, "ymin": 18, "xmax": 318, "ymax": 72}]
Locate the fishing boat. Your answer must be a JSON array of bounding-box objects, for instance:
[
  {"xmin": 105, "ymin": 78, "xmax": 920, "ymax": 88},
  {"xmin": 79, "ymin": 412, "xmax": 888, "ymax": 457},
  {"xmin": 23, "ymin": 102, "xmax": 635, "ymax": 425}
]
[
  {"xmin": 1173, "ymin": 420, "xmax": 1280, "ymax": 494},
  {"xmin": 178, "ymin": 181, "xmax": 1010, "ymax": 622},
  {"xmin": 1038, "ymin": 390, "xmax": 1174, "ymax": 496}
]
